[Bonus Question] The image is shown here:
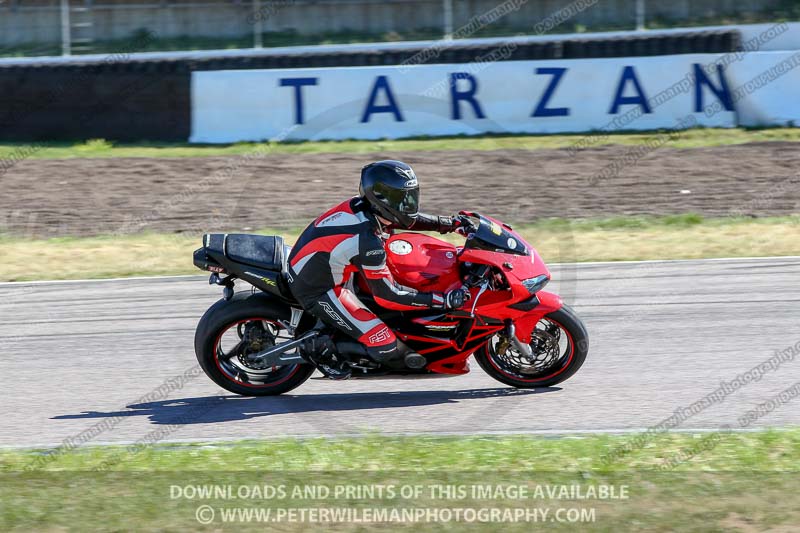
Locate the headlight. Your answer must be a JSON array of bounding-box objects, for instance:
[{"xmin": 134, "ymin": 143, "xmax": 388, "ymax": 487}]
[{"xmin": 522, "ymin": 275, "xmax": 549, "ymax": 294}]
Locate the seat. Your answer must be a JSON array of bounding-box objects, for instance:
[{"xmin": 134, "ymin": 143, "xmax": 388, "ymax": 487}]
[{"xmin": 224, "ymin": 234, "xmax": 285, "ymax": 271}]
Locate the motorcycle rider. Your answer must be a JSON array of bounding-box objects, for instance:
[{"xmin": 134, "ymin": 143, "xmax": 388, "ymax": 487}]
[{"xmin": 287, "ymin": 160, "xmax": 470, "ymax": 379}]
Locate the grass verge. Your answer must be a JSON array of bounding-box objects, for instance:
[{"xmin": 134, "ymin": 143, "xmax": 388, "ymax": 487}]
[
  {"xmin": 2, "ymin": 430, "xmax": 799, "ymax": 531},
  {"xmin": 2, "ymin": 127, "xmax": 800, "ymax": 160},
  {"xmin": 1, "ymin": 215, "xmax": 797, "ymax": 282}
]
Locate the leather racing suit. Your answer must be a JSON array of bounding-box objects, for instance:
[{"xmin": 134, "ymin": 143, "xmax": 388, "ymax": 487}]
[{"xmin": 287, "ymin": 197, "xmax": 455, "ymax": 362}]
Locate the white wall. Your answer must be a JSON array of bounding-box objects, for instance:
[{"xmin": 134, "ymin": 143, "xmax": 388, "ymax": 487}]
[
  {"xmin": 191, "ymin": 53, "xmax": 745, "ymax": 143},
  {"xmin": 730, "ymin": 23, "xmax": 800, "ymax": 52},
  {"xmin": 727, "ymin": 51, "xmax": 800, "ymax": 127}
]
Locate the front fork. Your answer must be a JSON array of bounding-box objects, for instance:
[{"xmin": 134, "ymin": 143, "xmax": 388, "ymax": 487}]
[{"xmin": 504, "ymin": 321, "xmax": 535, "ymax": 359}]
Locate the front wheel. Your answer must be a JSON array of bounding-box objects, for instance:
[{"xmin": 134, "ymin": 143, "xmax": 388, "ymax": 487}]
[
  {"xmin": 194, "ymin": 292, "xmax": 315, "ymax": 396},
  {"xmin": 474, "ymin": 304, "xmax": 588, "ymax": 388}
]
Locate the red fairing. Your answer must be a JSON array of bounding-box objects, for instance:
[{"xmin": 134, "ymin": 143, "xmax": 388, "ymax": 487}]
[
  {"xmin": 356, "ymin": 213, "xmax": 564, "ymax": 374},
  {"xmin": 455, "ymin": 241, "xmax": 559, "ymax": 344},
  {"xmin": 384, "ymin": 233, "xmax": 462, "ymax": 292},
  {"xmin": 512, "ymin": 291, "xmax": 563, "ymax": 343},
  {"xmin": 359, "ymin": 262, "xmax": 432, "ymax": 312}
]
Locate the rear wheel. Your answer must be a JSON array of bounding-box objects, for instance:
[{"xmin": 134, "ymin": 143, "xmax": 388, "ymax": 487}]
[
  {"xmin": 474, "ymin": 304, "xmax": 588, "ymax": 388},
  {"xmin": 194, "ymin": 293, "xmax": 315, "ymax": 396}
]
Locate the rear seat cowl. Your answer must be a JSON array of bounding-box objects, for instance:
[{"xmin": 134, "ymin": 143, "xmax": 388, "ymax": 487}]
[{"xmin": 224, "ymin": 234, "xmax": 285, "ymax": 271}]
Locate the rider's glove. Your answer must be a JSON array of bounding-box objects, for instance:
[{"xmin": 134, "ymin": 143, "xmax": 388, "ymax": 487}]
[
  {"xmin": 436, "ymin": 215, "xmax": 460, "ymax": 234},
  {"xmin": 441, "ymin": 288, "xmax": 470, "ymax": 310},
  {"xmin": 454, "ymin": 215, "xmax": 474, "ymax": 236}
]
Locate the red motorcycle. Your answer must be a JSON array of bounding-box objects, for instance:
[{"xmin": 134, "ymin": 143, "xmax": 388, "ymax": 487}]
[{"xmin": 193, "ymin": 212, "xmax": 588, "ymax": 396}]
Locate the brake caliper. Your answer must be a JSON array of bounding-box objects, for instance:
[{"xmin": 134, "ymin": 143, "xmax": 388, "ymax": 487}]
[
  {"xmin": 495, "ymin": 337, "xmax": 511, "ymax": 356},
  {"xmin": 238, "ymin": 322, "xmax": 276, "ymax": 370}
]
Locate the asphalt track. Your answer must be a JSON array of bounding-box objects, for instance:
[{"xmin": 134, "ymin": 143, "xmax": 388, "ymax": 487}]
[{"xmin": 2, "ymin": 257, "xmax": 799, "ymax": 448}]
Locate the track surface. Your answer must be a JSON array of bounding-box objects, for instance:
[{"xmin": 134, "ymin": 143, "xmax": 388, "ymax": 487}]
[{"xmin": 2, "ymin": 257, "xmax": 799, "ymax": 448}]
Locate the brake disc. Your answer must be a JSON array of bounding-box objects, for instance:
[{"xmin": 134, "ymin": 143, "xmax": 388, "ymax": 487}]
[{"xmin": 528, "ymin": 328, "xmax": 560, "ymax": 369}]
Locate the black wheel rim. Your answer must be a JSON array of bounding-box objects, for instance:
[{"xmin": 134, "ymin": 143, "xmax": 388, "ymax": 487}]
[
  {"xmin": 213, "ymin": 318, "xmax": 301, "ymax": 389},
  {"xmin": 486, "ymin": 317, "xmax": 574, "ymax": 383}
]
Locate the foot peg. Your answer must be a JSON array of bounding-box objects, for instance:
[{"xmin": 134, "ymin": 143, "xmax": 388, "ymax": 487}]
[{"xmin": 404, "ymin": 352, "xmax": 427, "ymax": 370}]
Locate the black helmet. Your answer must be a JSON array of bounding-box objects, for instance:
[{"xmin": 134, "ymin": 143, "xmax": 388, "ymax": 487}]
[{"xmin": 359, "ymin": 160, "xmax": 420, "ymax": 228}]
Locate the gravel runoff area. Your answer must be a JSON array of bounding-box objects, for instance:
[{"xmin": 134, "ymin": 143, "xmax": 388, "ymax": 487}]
[{"xmin": 2, "ymin": 141, "xmax": 798, "ymax": 237}]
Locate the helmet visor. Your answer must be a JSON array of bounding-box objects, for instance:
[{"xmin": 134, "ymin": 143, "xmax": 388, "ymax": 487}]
[{"xmin": 375, "ymin": 183, "xmax": 419, "ymax": 215}]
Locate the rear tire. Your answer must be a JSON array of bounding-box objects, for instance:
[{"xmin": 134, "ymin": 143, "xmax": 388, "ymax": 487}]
[
  {"xmin": 194, "ymin": 292, "xmax": 315, "ymax": 396},
  {"xmin": 474, "ymin": 304, "xmax": 588, "ymax": 388}
]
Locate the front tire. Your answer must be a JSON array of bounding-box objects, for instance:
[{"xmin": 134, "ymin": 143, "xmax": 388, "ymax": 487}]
[
  {"xmin": 194, "ymin": 292, "xmax": 315, "ymax": 396},
  {"xmin": 474, "ymin": 304, "xmax": 588, "ymax": 388}
]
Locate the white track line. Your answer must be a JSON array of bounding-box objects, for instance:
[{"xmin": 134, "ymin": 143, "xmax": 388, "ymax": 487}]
[
  {"xmin": 556, "ymin": 255, "xmax": 800, "ymax": 267},
  {"xmin": 0, "ymin": 274, "xmax": 203, "ymax": 287},
  {"xmin": 2, "ymin": 256, "xmax": 798, "ymax": 288}
]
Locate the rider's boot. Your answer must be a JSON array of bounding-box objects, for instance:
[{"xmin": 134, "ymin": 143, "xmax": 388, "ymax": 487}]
[{"xmin": 303, "ymin": 334, "xmax": 352, "ymax": 380}]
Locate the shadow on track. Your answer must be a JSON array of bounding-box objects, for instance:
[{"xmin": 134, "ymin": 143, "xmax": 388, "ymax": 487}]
[{"xmin": 52, "ymin": 387, "xmax": 559, "ymax": 426}]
